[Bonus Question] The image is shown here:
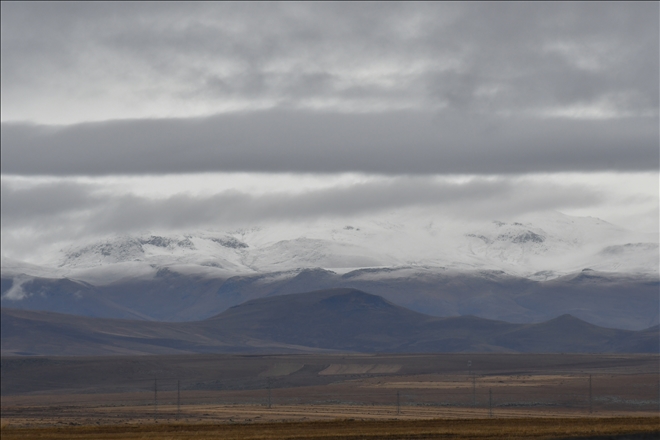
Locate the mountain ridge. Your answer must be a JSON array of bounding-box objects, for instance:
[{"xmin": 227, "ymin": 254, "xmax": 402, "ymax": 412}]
[
  {"xmin": 2, "ymin": 288, "xmax": 657, "ymax": 356},
  {"xmin": 4, "ymin": 212, "xmax": 658, "ymax": 279},
  {"xmin": 2, "ymin": 267, "xmax": 658, "ymax": 330},
  {"xmin": 2, "ymin": 213, "xmax": 657, "ymax": 330}
]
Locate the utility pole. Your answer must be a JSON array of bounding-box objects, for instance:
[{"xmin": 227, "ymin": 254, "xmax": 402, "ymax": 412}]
[
  {"xmin": 267, "ymin": 378, "xmax": 272, "ymax": 409},
  {"xmin": 397, "ymin": 391, "xmax": 400, "ymax": 415},
  {"xmin": 589, "ymin": 374, "xmax": 593, "ymax": 414},
  {"xmin": 177, "ymin": 380, "xmax": 181, "ymax": 419},
  {"xmin": 154, "ymin": 378, "xmax": 158, "ymax": 420},
  {"xmin": 489, "ymin": 388, "xmax": 492, "ymax": 418},
  {"xmin": 472, "ymin": 375, "xmax": 476, "ymax": 407}
]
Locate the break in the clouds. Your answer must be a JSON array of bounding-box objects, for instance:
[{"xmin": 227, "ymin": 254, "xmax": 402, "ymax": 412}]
[
  {"xmin": 0, "ymin": 173, "xmax": 608, "ymax": 260},
  {"xmin": 2, "ymin": 172, "xmax": 658, "ymax": 262},
  {"xmin": 1, "ymin": 3, "xmax": 658, "ymax": 260}
]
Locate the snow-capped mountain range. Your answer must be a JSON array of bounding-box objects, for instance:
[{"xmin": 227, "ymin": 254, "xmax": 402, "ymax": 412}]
[
  {"xmin": 1, "ymin": 211, "xmax": 658, "ymax": 330},
  {"xmin": 3, "ymin": 211, "xmax": 656, "ymax": 283}
]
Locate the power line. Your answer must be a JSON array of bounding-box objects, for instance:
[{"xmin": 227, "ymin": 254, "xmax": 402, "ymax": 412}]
[{"xmin": 154, "ymin": 378, "xmax": 158, "ymax": 420}]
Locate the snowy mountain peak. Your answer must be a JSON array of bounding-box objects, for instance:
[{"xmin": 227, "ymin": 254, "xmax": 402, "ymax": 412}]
[
  {"xmin": 60, "ymin": 233, "xmax": 250, "ymax": 268},
  {"xmin": 3, "ymin": 212, "xmax": 655, "ymax": 284}
]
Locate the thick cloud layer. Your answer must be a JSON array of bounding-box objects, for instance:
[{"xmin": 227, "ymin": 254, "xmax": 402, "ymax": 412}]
[
  {"xmin": 1, "ymin": 3, "xmax": 657, "ymax": 261},
  {"xmin": 2, "ymin": 111, "xmax": 657, "ymax": 175},
  {"xmin": 2, "ymin": 3, "xmax": 657, "ymax": 123},
  {"xmin": 2, "ymin": 3, "xmax": 657, "ymax": 175}
]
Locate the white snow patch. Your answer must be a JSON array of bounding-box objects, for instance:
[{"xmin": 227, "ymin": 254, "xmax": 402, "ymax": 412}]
[
  {"xmin": 1, "ymin": 275, "xmax": 32, "ymax": 300},
  {"xmin": 7, "ymin": 212, "xmax": 655, "ymax": 282}
]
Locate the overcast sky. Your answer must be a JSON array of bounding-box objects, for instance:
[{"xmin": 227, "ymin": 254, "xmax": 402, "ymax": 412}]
[{"xmin": 1, "ymin": 2, "xmax": 658, "ymax": 262}]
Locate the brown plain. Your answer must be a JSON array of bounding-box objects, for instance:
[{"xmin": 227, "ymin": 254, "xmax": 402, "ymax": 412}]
[
  {"xmin": 1, "ymin": 353, "xmax": 658, "ymax": 438},
  {"xmin": 2, "ymin": 418, "xmax": 659, "ymax": 440}
]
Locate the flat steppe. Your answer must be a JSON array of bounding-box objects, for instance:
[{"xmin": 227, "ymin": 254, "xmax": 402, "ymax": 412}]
[
  {"xmin": 1, "ymin": 417, "xmax": 659, "ymax": 440},
  {"xmin": 2, "ymin": 353, "xmax": 658, "ymax": 436}
]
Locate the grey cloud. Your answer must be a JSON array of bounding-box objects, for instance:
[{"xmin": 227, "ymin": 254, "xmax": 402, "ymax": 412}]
[
  {"xmin": 2, "ymin": 3, "xmax": 657, "ymax": 121},
  {"xmin": 1, "ymin": 177, "xmax": 602, "ymax": 236},
  {"xmin": 0, "ymin": 180, "xmax": 100, "ymax": 221},
  {"xmin": 2, "ymin": 110, "xmax": 657, "ymax": 175}
]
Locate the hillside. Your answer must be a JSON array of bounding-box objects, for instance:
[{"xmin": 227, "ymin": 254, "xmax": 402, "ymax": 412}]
[
  {"xmin": 2, "ymin": 267, "xmax": 657, "ymax": 330},
  {"xmin": 2, "ymin": 289, "xmax": 656, "ymax": 356}
]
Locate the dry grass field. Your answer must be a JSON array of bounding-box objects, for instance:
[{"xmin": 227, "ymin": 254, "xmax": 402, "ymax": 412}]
[
  {"xmin": 2, "ymin": 402, "xmax": 660, "ymax": 428},
  {"xmin": 3, "ymin": 371, "xmax": 657, "ymax": 417},
  {"xmin": 1, "ymin": 417, "xmax": 659, "ymax": 440},
  {"xmin": 2, "ymin": 353, "xmax": 658, "ymax": 438}
]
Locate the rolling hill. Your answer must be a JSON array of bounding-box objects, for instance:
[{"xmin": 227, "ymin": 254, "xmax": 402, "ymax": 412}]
[
  {"xmin": 2, "ymin": 289, "xmax": 656, "ymax": 356},
  {"xmin": 2, "ymin": 267, "xmax": 657, "ymax": 330}
]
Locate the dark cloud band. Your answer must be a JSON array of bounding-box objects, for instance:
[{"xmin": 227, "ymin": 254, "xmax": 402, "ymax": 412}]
[
  {"xmin": 1, "ymin": 176, "xmax": 601, "ymax": 234},
  {"xmin": 2, "ymin": 110, "xmax": 658, "ymax": 176}
]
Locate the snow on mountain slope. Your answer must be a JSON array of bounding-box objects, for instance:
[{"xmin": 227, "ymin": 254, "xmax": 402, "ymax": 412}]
[
  {"xmin": 457, "ymin": 212, "xmax": 650, "ymax": 274},
  {"xmin": 1, "ymin": 257, "xmax": 65, "ymax": 279},
  {"xmin": 2, "ymin": 211, "xmax": 657, "ymax": 329},
  {"xmin": 2, "ymin": 211, "xmax": 656, "ymax": 285},
  {"xmin": 593, "ymin": 242, "xmax": 659, "ymax": 273}
]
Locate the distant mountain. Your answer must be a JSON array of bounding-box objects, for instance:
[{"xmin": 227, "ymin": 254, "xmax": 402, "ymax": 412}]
[
  {"xmin": 4, "ymin": 212, "xmax": 658, "ymax": 277},
  {"xmin": 2, "ymin": 289, "xmax": 657, "ymax": 356},
  {"xmin": 2, "ymin": 267, "xmax": 657, "ymax": 330},
  {"xmin": 2, "ymin": 212, "xmax": 658, "ymax": 329}
]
